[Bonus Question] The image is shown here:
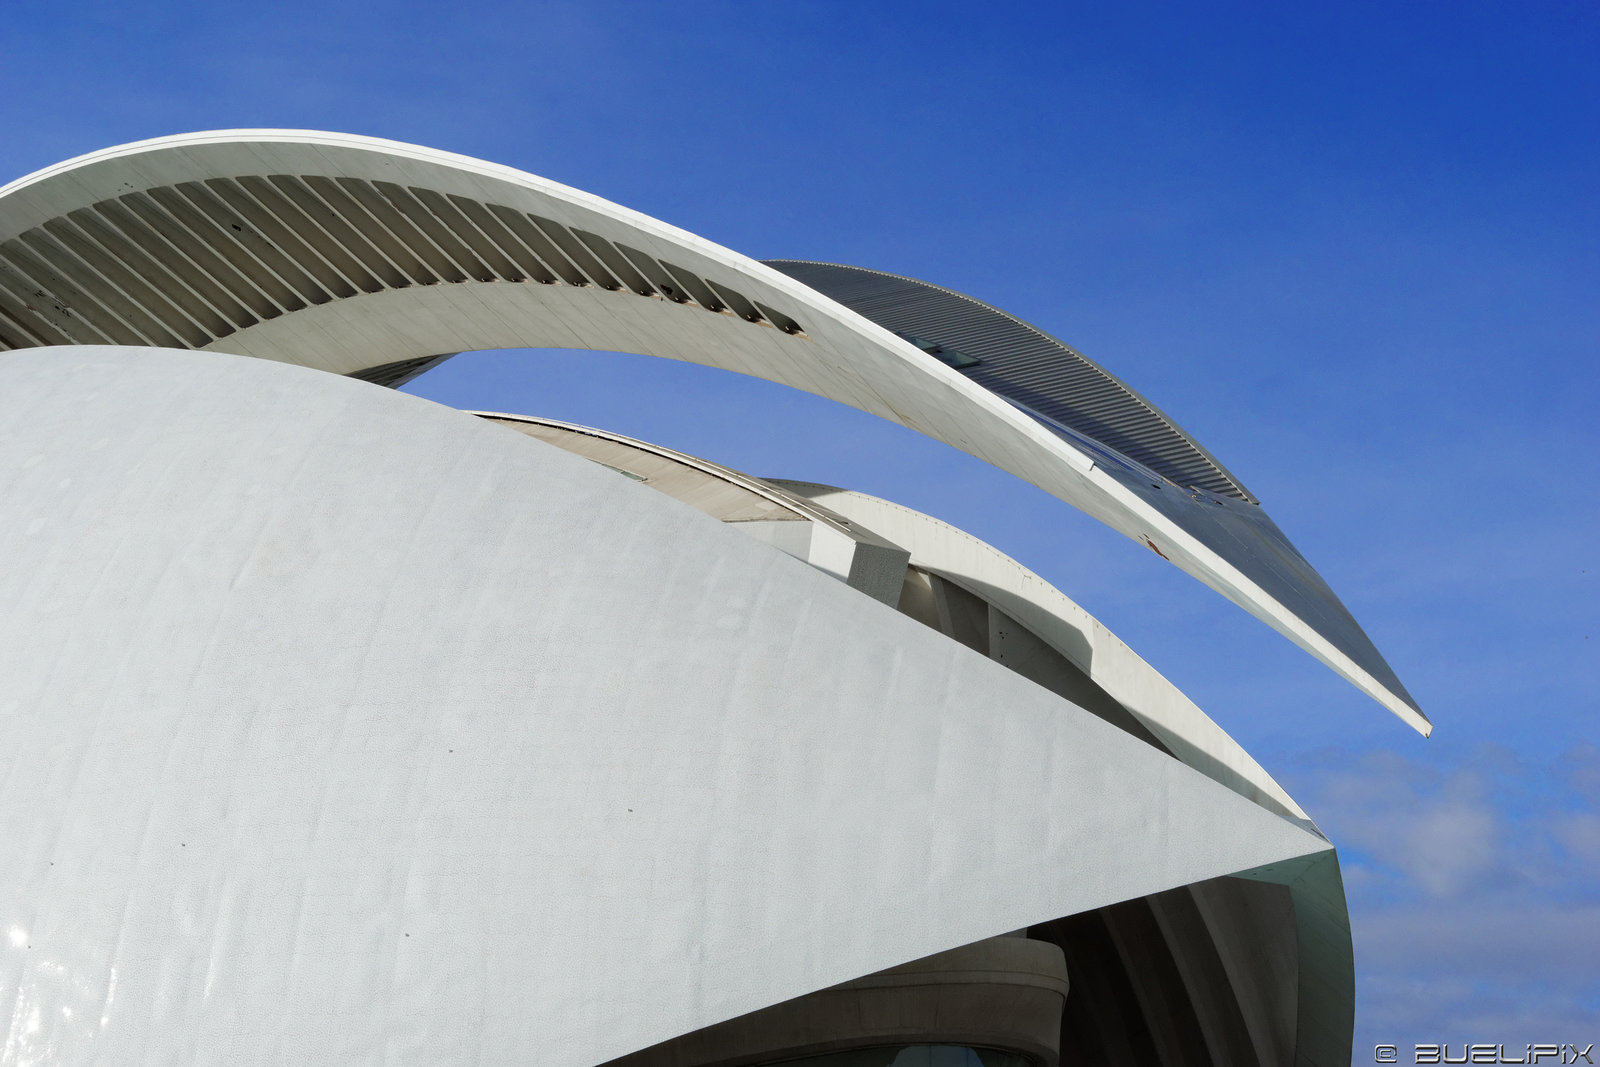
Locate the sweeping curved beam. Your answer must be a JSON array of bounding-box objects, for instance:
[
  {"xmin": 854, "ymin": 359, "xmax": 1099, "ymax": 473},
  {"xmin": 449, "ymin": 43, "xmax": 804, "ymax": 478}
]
[{"xmin": 0, "ymin": 129, "xmax": 1427, "ymax": 734}]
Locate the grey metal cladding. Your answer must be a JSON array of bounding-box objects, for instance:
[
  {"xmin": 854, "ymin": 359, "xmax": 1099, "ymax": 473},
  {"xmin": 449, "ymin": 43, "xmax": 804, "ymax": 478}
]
[
  {"xmin": 1108, "ymin": 464, "xmax": 1422, "ymax": 715},
  {"xmin": 764, "ymin": 259, "xmax": 1255, "ymax": 503},
  {"xmin": 767, "ymin": 258, "xmax": 1425, "ymax": 725}
]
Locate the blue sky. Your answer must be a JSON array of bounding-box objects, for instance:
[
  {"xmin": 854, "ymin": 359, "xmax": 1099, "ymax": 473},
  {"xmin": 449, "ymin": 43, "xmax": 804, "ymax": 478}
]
[{"xmin": 5, "ymin": 0, "xmax": 1596, "ymax": 1055}]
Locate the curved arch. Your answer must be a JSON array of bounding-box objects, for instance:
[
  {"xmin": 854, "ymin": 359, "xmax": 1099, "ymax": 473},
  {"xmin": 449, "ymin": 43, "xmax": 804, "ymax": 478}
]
[{"xmin": 0, "ymin": 129, "xmax": 1426, "ymax": 734}]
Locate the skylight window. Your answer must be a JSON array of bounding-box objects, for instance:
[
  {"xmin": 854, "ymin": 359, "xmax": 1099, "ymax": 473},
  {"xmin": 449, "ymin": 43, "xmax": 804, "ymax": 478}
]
[{"xmin": 893, "ymin": 331, "xmax": 981, "ymax": 369}]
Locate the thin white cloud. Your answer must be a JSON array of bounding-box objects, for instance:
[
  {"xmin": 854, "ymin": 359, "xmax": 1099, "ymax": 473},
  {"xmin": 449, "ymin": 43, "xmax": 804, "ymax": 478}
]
[{"xmin": 1290, "ymin": 744, "xmax": 1600, "ymax": 1049}]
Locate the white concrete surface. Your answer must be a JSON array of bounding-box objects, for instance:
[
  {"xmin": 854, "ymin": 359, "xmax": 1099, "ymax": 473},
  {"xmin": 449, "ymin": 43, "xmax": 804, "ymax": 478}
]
[{"xmin": 0, "ymin": 347, "xmax": 1332, "ymax": 1065}]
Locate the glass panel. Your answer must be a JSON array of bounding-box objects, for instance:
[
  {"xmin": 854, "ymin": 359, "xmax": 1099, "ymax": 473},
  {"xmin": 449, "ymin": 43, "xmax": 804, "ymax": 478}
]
[{"xmin": 892, "ymin": 331, "xmax": 982, "ymax": 369}]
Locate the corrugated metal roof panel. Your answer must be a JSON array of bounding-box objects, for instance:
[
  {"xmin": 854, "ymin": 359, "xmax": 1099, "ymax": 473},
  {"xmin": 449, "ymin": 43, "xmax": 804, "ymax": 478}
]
[{"xmin": 766, "ymin": 260, "xmax": 1255, "ymax": 503}]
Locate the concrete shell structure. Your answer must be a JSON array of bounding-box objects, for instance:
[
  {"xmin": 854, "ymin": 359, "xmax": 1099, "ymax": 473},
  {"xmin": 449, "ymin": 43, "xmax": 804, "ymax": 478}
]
[{"xmin": 0, "ymin": 132, "xmax": 1422, "ymax": 1065}]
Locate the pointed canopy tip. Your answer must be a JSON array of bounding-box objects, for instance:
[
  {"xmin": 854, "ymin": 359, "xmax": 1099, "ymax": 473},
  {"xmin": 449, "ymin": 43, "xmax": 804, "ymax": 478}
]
[{"xmin": 1386, "ymin": 692, "xmax": 1433, "ymax": 738}]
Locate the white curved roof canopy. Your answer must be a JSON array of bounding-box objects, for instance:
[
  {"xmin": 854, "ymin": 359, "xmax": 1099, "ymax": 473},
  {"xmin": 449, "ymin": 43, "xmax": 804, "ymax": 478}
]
[{"xmin": 0, "ymin": 129, "xmax": 1428, "ymax": 734}]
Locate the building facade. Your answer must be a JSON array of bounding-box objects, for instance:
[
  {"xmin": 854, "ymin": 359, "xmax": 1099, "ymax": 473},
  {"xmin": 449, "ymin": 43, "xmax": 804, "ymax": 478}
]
[{"xmin": 0, "ymin": 133, "xmax": 1423, "ymax": 1065}]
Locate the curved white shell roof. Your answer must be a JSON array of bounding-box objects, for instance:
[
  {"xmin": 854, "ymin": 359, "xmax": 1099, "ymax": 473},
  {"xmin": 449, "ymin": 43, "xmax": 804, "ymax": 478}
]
[
  {"xmin": 0, "ymin": 130, "xmax": 1426, "ymax": 735},
  {"xmin": 0, "ymin": 346, "xmax": 1336, "ymax": 1064}
]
